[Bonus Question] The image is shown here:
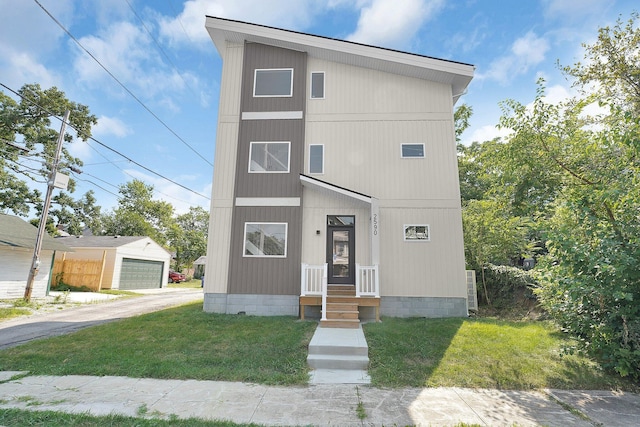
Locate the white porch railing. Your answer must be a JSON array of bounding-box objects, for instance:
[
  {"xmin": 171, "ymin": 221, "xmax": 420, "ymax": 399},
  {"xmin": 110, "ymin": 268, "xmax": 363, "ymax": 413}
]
[
  {"xmin": 301, "ymin": 263, "xmax": 379, "ymax": 298},
  {"xmin": 355, "ymin": 264, "xmax": 379, "ymax": 297}
]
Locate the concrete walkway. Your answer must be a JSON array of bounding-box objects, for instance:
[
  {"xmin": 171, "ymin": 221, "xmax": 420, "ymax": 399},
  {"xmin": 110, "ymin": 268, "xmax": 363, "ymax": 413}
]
[{"xmin": 1, "ymin": 371, "xmax": 639, "ymax": 426}]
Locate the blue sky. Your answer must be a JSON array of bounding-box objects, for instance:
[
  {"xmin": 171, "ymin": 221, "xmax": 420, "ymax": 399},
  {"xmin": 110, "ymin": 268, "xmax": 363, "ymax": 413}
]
[{"xmin": 0, "ymin": 0, "xmax": 637, "ymax": 216}]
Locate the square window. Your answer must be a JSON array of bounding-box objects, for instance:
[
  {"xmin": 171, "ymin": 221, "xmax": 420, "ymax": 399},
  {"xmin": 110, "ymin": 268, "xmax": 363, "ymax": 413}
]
[
  {"xmin": 249, "ymin": 142, "xmax": 290, "ymax": 173},
  {"xmin": 404, "ymin": 224, "xmax": 430, "ymax": 241},
  {"xmin": 309, "ymin": 144, "xmax": 324, "ymax": 174},
  {"xmin": 311, "ymin": 72, "xmax": 325, "ymax": 99},
  {"xmin": 253, "ymin": 69, "xmax": 293, "ymax": 97},
  {"xmin": 244, "ymin": 223, "xmax": 288, "ymax": 257},
  {"xmin": 401, "ymin": 143, "xmax": 425, "ymax": 158}
]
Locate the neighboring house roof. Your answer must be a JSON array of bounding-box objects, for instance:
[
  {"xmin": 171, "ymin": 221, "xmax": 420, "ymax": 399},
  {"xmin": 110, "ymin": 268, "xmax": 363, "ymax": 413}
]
[
  {"xmin": 55, "ymin": 235, "xmax": 156, "ymax": 249},
  {"xmin": 0, "ymin": 214, "xmax": 71, "ymax": 252},
  {"xmin": 205, "ymin": 16, "xmax": 475, "ymax": 105},
  {"xmin": 193, "ymin": 256, "xmax": 206, "ymax": 265}
]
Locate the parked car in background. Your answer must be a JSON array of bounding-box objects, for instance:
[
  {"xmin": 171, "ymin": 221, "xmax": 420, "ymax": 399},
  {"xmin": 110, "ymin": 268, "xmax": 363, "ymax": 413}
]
[{"xmin": 168, "ymin": 270, "xmax": 186, "ymax": 283}]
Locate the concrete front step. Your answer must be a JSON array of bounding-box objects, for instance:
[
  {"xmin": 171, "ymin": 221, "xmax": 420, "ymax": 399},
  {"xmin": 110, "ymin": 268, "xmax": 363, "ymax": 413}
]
[
  {"xmin": 307, "ymin": 324, "xmax": 370, "ymax": 375},
  {"xmin": 307, "ymin": 354, "xmax": 369, "ymax": 370},
  {"xmin": 308, "ymin": 368, "xmax": 371, "ymax": 385}
]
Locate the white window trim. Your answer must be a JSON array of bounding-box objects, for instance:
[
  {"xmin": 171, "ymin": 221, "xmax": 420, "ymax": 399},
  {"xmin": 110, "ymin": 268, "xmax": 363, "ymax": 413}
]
[
  {"xmin": 253, "ymin": 68, "xmax": 294, "ymax": 98},
  {"xmin": 401, "ymin": 143, "xmax": 426, "ymax": 158},
  {"xmin": 248, "ymin": 141, "xmax": 291, "ymax": 174},
  {"xmin": 309, "ymin": 144, "xmax": 324, "ymax": 174},
  {"xmin": 403, "ymin": 224, "xmax": 430, "ymax": 242},
  {"xmin": 243, "ymin": 222, "xmax": 288, "ymax": 258},
  {"xmin": 310, "ymin": 71, "xmax": 325, "ymax": 99}
]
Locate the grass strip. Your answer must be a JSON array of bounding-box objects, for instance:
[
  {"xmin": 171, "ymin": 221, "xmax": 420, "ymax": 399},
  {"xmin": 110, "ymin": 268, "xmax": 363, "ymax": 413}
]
[
  {"xmin": 0, "ymin": 302, "xmax": 316, "ymax": 385},
  {"xmin": 0, "ymin": 408, "xmax": 262, "ymax": 426},
  {"xmin": 364, "ymin": 317, "xmax": 636, "ymax": 390}
]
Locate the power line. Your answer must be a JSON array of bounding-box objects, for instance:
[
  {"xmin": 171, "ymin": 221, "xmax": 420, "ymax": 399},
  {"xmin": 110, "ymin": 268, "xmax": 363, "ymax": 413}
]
[
  {"xmin": 125, "ymin": 0, "xmax": 200, "ymax": 101},
  {"xmin": 1, "ymin": 81, "xmax": 210, "ymax": 201},
  {"xmin": 32, "ymin": 0, "xmax": 213, "ymax": 168}
]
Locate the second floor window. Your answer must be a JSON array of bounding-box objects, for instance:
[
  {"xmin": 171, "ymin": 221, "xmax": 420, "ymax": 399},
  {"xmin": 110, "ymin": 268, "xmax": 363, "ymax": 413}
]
[
  {"xmin": 253, "ymin": 68, "xmax": 293, "ymax": 97},
  {"xmin": 249, "ymin": 142, "xmax": 290, "ymax": 173}
]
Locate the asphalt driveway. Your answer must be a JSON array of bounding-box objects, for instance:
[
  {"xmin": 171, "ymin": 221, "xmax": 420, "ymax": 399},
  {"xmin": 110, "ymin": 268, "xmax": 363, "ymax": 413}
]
[{"xmin": 0, "ymin": 288, "xmax": 203, "ymax": 350}]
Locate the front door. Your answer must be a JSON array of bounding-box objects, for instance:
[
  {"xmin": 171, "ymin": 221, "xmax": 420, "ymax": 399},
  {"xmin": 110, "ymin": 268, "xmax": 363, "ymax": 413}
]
[{"xmin": 327, "ymin": 215, "xmax": 355, "ymax": 284}]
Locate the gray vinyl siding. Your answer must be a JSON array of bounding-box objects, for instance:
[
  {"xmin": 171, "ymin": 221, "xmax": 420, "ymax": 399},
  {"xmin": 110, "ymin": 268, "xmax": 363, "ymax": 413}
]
[
  {"xmin": 226, "ymin": 42, "xmax": 306, "ymax": 297},
  {"xmin": 228, "ymin": 206, "xmax": 302, "ymax": 295},
  {"xmin": 234, "ymin": 119, "xmax": 304, "ymax": 197},
  {"xmin": 241, "ymin": 43, "xmax": 306, "ymax": 113}
]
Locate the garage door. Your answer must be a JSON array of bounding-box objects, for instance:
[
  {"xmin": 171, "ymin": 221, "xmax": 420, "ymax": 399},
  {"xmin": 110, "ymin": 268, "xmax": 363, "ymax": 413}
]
[{"xmin": 119, "ymin": 258, "xmax": 164, "ymax": 290}]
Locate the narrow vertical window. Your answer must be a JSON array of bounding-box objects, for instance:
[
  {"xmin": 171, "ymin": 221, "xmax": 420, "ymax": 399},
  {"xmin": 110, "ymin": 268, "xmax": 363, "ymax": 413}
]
[
  {"xmin": 309, "ymin": 144, "xmax": 324, "ymax": 174},
  {"xmin": 310, "ymin": 72, "xmax": 325, "ymax": 99}
]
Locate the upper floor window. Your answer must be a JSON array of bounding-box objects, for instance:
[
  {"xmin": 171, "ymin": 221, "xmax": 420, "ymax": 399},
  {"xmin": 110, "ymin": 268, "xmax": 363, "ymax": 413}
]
[
  {"xmin": 401, "ymin": 143, "xmax": 425, "ymax": 158},
  {"xmin": 309, "ymin": 144, "xmax": 324, "ymax": 174},
  {"xmin": 253, "ymin": 68, "xmax": 293, "ymax": 97},
  {"xmin": 310, "ymin": 72, "xmax": 325, "ymax": 99},
  {"xmin": 249, "ymin": 142, "xmax": 290, "ymax": 173}
]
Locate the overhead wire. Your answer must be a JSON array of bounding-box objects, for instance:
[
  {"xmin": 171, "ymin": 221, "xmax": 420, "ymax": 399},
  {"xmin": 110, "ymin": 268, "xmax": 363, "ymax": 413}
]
[
  {"xmin": 32, "ymin": 0, "xmax": 214, "ymax": 168},
  {"xmin": 0, "ymin": 81, "xmax": 210, "ymax": 201},
  {"xmin": 124, "ymin": 0, "xmax": 201, "ymax": 101}
]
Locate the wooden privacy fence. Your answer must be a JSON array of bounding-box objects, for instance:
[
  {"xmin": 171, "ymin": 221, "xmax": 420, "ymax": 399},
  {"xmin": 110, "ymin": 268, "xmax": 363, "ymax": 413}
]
[{"xmin": 51, "ymin": 251, "xmax": 107, "ymax": 292}]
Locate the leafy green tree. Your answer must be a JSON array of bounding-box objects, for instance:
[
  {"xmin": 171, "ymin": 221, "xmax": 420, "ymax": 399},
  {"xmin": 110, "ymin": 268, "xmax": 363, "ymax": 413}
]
[
  {"xmin": 100, "ymin": 180, "xmax": 175, "ymax": 245},
  {"xmin": 0, "ymin": 83, "xmax": 98, "ymax": 230},
  {"xmin": 168, "ymin": 206, "xmax": 209, "ymax": 272},
  {"xmin": 462, "ymin": 198, "xmax": 532, "ymax": 305},
  {"xmin": 561, "ymin": 11, "xmax": 640, "ymax": 114}
]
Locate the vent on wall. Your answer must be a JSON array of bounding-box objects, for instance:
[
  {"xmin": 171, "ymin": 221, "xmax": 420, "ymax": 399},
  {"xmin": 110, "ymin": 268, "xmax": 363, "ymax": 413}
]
[{"xmin": 466, "ymin": 270, "xmax": 478, "ymax": 312}]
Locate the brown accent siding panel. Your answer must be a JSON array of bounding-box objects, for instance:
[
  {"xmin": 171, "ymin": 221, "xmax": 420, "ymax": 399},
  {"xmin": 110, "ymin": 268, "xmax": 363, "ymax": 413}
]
[
  {"xmin": 235, "ymin": 119, "xmax": 304, "ymax": 197},
  {"xmin": 228, "ymin": 206, "xmax": 302, "ymax": 295},
  {"xmin": 241, "ymin": 43, "xmax": 307, "ymax": 113}
]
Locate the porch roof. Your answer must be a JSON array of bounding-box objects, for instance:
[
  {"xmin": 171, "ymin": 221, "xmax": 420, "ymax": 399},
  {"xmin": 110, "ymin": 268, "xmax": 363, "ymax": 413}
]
[{"xmin": 300, "ymin": 174, "xmax": 372, "ymax": 206}]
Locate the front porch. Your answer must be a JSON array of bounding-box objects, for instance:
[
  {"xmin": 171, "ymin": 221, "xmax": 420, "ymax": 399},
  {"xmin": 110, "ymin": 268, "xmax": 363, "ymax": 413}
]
[{"xmin": 300, "ymin": 263, "xmax": 380, "ymax": 327}]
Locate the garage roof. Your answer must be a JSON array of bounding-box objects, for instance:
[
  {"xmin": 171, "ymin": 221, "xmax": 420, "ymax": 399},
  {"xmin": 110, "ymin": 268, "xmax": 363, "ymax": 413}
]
[
  {"xmin": 0, "ymin": 214, "xmax": 71, "ymax": 251},
  {"xmin": 55, "ymin": 235, "xmax": 149, "ymax": 248}
]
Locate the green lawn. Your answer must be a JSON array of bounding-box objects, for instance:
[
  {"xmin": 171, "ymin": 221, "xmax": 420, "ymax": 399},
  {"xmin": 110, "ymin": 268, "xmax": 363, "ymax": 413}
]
[
  {"xmin": 0, "ymin": 302, "xmax": 634, "ymax": 391},
  {"xmin": 364, "ymin": 317, "xmax": 633, "ymax": 390},
  {"xmin": 0, "ymin": 307, "xmax": 31, "ymax": 321}
]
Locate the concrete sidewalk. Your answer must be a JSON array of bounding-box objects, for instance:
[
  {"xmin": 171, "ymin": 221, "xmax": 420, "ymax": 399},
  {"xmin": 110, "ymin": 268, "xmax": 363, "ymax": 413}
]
[{"xmin": 1, "ymin": 372, "xmax": 639, "ymax": 426}]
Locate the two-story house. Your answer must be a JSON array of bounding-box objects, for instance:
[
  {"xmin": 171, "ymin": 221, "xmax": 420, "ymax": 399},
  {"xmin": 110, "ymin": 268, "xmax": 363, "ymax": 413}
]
[{"xmin": 203, "ymin": 17, "xmax": 474, "ymax": 323}]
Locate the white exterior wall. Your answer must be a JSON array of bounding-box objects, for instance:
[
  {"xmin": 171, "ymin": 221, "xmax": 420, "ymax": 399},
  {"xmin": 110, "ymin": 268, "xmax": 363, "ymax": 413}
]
[
  {"xmin": 304, "ymin": 57, "xmax": 466, "ymax": 299},
  {"xmin": 204, "ymin": 42, "xmax": 243, "ymax": 294},
  {"xmin": 301, "ymin": 189, "xmax": 371, "ymax": 266},
  {"xmin": 0, "ymin": 247, "xmax": 54, "ymax": 299},
  {"xmin": 111, "ymin": 238, "xmax": 171, "ymax": 289}
]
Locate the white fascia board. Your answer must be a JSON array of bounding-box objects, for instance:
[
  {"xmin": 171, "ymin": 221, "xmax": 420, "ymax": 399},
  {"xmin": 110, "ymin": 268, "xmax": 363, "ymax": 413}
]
[{"xmin": 300, "ymin": 175, "xmax": 371, "ymax": 205}]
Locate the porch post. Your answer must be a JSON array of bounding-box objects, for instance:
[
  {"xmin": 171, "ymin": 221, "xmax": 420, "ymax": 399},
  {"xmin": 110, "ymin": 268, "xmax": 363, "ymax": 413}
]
[{"xmin": 370, "ymin": 198, "xmax": 380, "ymax": 265}]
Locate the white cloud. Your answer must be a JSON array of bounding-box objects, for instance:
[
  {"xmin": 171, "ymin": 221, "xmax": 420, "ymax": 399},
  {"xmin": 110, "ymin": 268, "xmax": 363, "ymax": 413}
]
[
  {"xmin": 0, "ymin": 50, "xmax": 58, "ymax": 90},
  {"xmin": 463, "ymin": 124, "xmax": 512, "ymax": 145},
  {"xmin": 71, "ymin": 20, "xmax": 196, "ymax": 107},
  {"xmin": 346, "ymin": 0, "xmax": 444, "ymax": 48},
  {"xmin": 541, "ymin": 0, "xmax": 611, "ymax": 22},
  {"xmin": 158, "ymin": 0, "xmax": 321, "ymax": 48},
  {"xmin": 93, "ymin": 115, "xmax": 132, "ymax": 138},
  {"xmin": 478, "ymin": 31, "xmax": 550, "ymax": 84}
]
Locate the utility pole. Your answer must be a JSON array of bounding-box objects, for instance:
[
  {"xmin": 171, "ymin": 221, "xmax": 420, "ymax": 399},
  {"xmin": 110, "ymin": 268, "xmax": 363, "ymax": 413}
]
[{"xmin": 24, "ymin": 110, "xmax": 70, "ymax": 301}]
